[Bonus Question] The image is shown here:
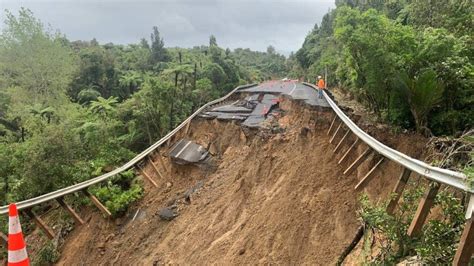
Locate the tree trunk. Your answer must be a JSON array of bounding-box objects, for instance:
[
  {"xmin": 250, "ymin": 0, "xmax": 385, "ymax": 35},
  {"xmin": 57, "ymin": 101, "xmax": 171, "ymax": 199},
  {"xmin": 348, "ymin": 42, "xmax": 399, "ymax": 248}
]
[
  {"xmin": 193, "ymin": 63, "xmax": 197, "ymax": 91},
  {"xmin": 169, "ymin": 73, "xmax": 179, "ymax": 130}
]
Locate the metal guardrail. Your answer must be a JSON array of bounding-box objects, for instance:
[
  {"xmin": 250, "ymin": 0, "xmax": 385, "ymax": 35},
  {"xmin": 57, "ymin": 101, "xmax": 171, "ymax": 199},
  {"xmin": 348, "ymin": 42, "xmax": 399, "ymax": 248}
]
[
  {"xmin": 303, "ymin": 82, "xmax": 472, "ymax": 194},
  {"xmin": 0, "ymin": 83, "xmax": 257, "ymax": 215},
  {"xmin": 2, "ymin": 82, "xmax": 471, "ymax": 215}
]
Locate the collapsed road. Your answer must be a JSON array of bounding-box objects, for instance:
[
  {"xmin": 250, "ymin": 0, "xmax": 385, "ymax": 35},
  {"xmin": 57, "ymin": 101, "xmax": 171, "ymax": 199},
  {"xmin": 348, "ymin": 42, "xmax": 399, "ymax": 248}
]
[{"xmin": 1, "ymin": 81, "xmax": 472, "ymax": 266}]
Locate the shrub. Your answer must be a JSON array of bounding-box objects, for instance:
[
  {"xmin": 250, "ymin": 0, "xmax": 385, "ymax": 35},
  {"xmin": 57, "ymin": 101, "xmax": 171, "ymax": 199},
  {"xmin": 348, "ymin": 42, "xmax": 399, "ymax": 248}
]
[
  {"xmin": 358, "ymin": 184, "xmax": 466, "ymax": 264},
  {"xmin": 33, "ymin": 241, "xmax": 60, "ymax": 265},
  {"xmin": 90, "ymin": 170, "xmax": 143, "ymax": 217}
]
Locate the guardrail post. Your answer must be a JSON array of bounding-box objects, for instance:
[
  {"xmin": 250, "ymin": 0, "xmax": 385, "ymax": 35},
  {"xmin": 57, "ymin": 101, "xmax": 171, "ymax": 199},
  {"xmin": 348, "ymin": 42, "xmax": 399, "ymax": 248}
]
[
  {"xmin": 333, "ymin": 130, "xmax": 351, "ymax": 153},
  {"xmin": 24, "ymin": 209, "xmax": 55, "ymax": 239},
  {"xmin": 386, "ymin": 168, "xmax": 412, "ymax": 215},
  {"xmin": 355, "ymin": 157, "xmax": 385, "ymax": 190},
  {"xmin": 338, "ymin": 138, "xmax": 360, "ymax": 165},
  {"xmin": 0, "ymin": 231, "xmax": 7, "ymax": 247},
  {"xmin": 407, "ymin": 182, "xmax": 440, "ymax": 237},
  {"xmin": 156, "ymin": 152, "xmax": 170, "ymax": 173},
  {"xmin": 82, "ymin": 189, "xmax": 112, "ymax": 217},
  {"xmin": 56, "ymin": 197, "xmax": 84, "ymax": 225},
  {"xmin": 184, "ymin": 120, "xmax": 191, "ymax": 135},
  {"xmin": 137, "ymin": 166, "xmax": 158, "ymax": 188},
  {"xmin": 343, "ymin": 147, "xmax": 373, "ymax": 176},
  {"xmin": 327, "ymin": 115, "xmax": 337, "ymax": 135},
  {"xmin": 453, "ymin": 211, "xmax": 474, "ymax": 266},
  {"xmin": 329, "ymin": 122, "xmax": 343, "ymax": 144},
  {"xmin": 148, "ymin": 157, "xmax": 165, "ymax": 179}
]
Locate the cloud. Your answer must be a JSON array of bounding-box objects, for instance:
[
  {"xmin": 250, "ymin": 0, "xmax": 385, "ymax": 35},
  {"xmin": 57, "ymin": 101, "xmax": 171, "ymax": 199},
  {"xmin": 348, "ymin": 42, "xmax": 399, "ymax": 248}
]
[{"xmin": 0, "ymin": 0, "xmax": 335, "ymax": 54}]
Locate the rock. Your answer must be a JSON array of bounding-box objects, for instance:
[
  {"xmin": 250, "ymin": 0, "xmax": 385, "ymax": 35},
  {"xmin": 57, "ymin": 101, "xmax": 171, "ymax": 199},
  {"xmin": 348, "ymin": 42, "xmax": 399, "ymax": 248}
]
[
  {"xmin": 238, "ymin": 248, "xmax": 246, "ymax": 255},
  {"xmin": 166, "ymin": 182, "xmax": 172, "ymax": 188},
  {"xmin": 158, "ymin": 207, "xmax": 178, "ymax": 221},
  {"xmin": 300, "ymin": 127, "xmax": 310, "ymax": 137}
]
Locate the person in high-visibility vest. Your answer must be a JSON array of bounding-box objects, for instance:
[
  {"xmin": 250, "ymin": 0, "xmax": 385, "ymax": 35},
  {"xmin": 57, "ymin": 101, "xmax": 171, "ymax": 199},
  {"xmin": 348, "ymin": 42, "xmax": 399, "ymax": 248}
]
[{"xmin": 317, "ymin": 76, "xmax": 325, "ymax": 99}]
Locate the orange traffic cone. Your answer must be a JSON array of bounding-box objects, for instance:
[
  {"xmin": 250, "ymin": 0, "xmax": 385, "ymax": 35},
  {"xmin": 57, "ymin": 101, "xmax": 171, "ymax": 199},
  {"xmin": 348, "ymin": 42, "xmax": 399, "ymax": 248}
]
[{"xmin": 8, "ymin": 204, "xmax": 29, "ymax": 266}]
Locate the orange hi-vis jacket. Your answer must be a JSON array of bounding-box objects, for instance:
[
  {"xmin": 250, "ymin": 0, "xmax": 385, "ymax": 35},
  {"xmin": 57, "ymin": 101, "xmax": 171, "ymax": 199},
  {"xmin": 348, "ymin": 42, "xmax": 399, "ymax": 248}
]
[{"xmin": 318, "ymin": 79, "xmax": 325, "ymax": 89}]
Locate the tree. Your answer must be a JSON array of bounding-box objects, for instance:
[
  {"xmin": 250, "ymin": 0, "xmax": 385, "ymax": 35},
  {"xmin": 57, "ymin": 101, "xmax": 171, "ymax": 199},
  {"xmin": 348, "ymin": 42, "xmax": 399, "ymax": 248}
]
[
  {"xmin": 78, "ymin": 88, "xmax": 101, "ymax": 105},
  {"xmin": 209, "ymin": 35, "xmax": 217, "ymax": 47},
  {"xmin": 140, "ymin": 38, "xmax": 150, "ymax": 49},
  {"xmin": 89, "ymin": 96, "xmax": 119, "ymax": 119},
  {"xmin": 266, "ymin": 45, "xmax": 276, "ymax": 55},
  {"xmin": 161, "ymin": 63, "xmax": 194, "ymax": 129},
  {"xmin": 150, "ymin": 26, "xmax": 170, "ymax": 65},
  {"xmin": 0, "ymin": 8, "xmax": 78, "ymax": 103},
  {"xmin": 118, "ymin": 71, "xmax": 143, "ymax": 97},
  {"xmin": 203, "ymin": 63, "xmax": 227, "ymax": 88},
  {"xmin": 399, "ymin": 69, "xmax": 444, "ymax": 134}
]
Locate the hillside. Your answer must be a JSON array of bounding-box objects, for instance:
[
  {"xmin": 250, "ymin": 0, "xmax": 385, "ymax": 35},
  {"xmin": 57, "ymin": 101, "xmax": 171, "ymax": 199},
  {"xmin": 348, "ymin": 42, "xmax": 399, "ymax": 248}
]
[{"xmin": 54, "ymin": 84, "xmax": 427, "ymax": 265}]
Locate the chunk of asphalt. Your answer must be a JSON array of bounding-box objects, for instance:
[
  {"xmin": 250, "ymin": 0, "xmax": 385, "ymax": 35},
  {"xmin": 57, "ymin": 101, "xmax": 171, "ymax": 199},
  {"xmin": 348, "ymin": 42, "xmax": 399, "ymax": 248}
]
[{"xmin": 158, "ymin": 207, "xmax": 178, "ymax": 221}]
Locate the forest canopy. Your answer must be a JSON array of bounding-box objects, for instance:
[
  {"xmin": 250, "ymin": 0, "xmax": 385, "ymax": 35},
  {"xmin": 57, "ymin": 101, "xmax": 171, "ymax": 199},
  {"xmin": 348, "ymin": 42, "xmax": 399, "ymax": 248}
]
[
  {"xmin": 295, "ymin": 0, "xmax": 473, "ymax": 136},
  {"xmin": 0, "ymin": 8, "xmax": 288, "ymax": 208}
]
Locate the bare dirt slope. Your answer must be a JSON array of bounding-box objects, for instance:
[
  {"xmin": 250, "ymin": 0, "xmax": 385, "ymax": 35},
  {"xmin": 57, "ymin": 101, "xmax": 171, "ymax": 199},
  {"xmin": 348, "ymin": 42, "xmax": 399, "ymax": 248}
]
[{"xmin": 57, "ymin": 97, "xmax": 427, "ymax": 265}]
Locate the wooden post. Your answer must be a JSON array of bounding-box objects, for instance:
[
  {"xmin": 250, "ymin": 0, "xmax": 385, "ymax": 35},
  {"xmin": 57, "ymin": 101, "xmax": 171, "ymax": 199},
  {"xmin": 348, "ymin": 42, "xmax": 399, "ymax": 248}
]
[
  {"xmin": 0, "ymin": 231, "xmax": 7, "ymax": 247},
  {"xmin": 407, "ymin": 182, "xmax": 440, "ymax": 237},
  {"xmin": 343, "ymin": 147, "xmax": 373, "ymax": 176},
  {"xmin": 24, "ymin": 209, "xmax": 54, "ymax": 239},
  {"xmin": 330, "ymin": 123, "xmax": 343, "ymax": 144},
  {"xmin": 148, "ymin": 157, "xmax": 165, "ymax": 179},
  {"xmin": 82, "ymin": 189, "xmax": 112, "ymax": 217},
  {"xmin": 56, "ymin": 197, "xmax": 84, "ymax": 225},
  {"xmin": 138, "ymin": 166, "xmax": 158, "ymax": 188},
  {"xmin": 355, "ymin": 157, "xmax": 385, "ymax": 190},
  {"xmin": 157, "ymin": 153, "xmax": 169, "ymax": 173},
  {"xmin": 333, "ymin": 130, "xmax": 351, "ymax": 153},
  {"xmin": 184, "ymin": 120, "xmax": 191, "ymax": 135},
  {"xmin": 327, "ymin": 116, "xmax": 337, "ymax": 135},
  {"xmin": 339, "ymin": 138, "xmax": 359, "ymax": 165},
  {"xmin": 386, "ymin": 168, "xmax": 412, "ymax": 215},
  {"xmin": 453, "ymin": 212, "xmax": 474, "ymax": 266}
]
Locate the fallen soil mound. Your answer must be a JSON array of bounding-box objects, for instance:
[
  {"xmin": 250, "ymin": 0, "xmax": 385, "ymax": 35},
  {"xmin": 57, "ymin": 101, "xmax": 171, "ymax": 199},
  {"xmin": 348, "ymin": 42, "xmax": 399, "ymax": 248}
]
[{"xmin": 56, "ymin": 96, "xmax": 427, "ymax": 265}]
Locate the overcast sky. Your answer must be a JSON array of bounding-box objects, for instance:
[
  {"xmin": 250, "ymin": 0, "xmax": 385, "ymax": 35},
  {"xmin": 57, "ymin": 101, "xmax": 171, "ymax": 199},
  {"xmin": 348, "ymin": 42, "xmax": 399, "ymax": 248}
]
[{"xmin": 0, "ymin": 0, "xmax": 335, "ymax": 55}]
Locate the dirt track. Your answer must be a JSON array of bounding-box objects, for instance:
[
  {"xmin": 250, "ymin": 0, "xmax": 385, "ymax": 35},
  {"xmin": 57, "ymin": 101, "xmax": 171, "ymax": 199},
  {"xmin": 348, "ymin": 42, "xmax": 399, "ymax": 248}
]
[{"xmin": 56, "ymin": 96, "xmax": 427, "ymax": 265}]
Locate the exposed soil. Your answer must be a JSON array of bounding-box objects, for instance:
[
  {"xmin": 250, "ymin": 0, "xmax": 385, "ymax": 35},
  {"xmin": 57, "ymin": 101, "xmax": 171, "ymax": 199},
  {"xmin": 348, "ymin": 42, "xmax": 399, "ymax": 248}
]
[{"xmin": 51, "ymin": 94, "xmax": 428, "ymax": 265}]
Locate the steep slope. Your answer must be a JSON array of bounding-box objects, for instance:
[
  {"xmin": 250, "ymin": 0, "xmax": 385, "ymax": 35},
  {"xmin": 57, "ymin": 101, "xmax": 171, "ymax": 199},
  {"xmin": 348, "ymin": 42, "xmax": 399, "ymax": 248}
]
[{"xmin": 56, "ymin": 95, "xmax": 427, "ymax": 265}]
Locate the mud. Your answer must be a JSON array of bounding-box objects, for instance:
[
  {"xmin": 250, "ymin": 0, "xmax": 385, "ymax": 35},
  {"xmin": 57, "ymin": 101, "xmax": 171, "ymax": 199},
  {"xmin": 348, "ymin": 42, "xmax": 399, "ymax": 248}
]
[{"xmin": 51, "ymin": 93, "xmax": 430, "ymax": 265}]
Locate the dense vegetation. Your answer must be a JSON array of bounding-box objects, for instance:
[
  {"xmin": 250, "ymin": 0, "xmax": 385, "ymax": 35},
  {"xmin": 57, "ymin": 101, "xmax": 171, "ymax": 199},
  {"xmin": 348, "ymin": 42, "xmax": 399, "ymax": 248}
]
[
  {"xmin": 0, "ymin": 2, "xmax": 472, "ymax": 264},
  {"xmin": 0, "ymin": 8, "xmax": 288, "ymax": 210},
  {"xmin": 295, "ymin": 0, "xmax": 473, "ymax": 136},
  {"xmin": 293, "ymin": 1, "xmax": 473, "ymax": 264}
]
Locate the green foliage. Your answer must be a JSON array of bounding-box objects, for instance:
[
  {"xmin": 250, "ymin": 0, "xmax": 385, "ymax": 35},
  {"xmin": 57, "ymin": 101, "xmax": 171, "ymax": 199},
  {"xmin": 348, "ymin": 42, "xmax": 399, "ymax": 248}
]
[
  {"xmin": 296, "ymin": 2, "xmax": 473, "ymax": 135},
  {"xmin": 398, "ymin": 69, "xmax": 444, "ymax": 132},
  {"xmin": 89, "ymin": 96, "xmax": 119, "ymax": 118},
  {"xmin": 0, "ymin": 8, "xmax": 78, "ymax": 102},
  {"xmin": 0, "ymin": 8, "xmax": 289, "ymax": 234},
  {"xmin": 77, "ymin": 88, "xmax": 101, "ymax": 105},
  {"xmin": 465, "ymin": 138, "xmax": 474, "ymax": 189},
  {"xmin": 150, "ymin": 26, "xmax": 171, "ymax": 65},
  {"xmin": 91, "ymin": 170, "xmax": 143, "ymax": 217},
  {"xmin": 358, "ymin": 186, "xmax": 466, "ymax": 264},
  {"xmin": 33, "ymin": 240, "xmax": 60, "ymax": 265},
  {"xmin": 203, "ymin": 63, "xmax": 227, "ymax": 88}
]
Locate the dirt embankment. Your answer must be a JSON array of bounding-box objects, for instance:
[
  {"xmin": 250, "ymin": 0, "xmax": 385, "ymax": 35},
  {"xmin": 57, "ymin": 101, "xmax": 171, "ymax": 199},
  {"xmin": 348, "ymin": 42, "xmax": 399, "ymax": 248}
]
[{"xmin": 54, "ymin": 96, "xmax": 427, "ymax": 265}]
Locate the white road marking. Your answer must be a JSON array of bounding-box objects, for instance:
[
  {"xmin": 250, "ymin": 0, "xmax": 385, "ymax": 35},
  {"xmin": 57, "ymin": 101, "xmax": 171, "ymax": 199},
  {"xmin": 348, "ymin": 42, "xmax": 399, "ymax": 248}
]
[
  {"xmin": 289, "ymin": 83, "xmax": 297, "ymax": 95},
  {"xmin": 175, "ymin": 141, "xmax": 192, "ymax": 158}
]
